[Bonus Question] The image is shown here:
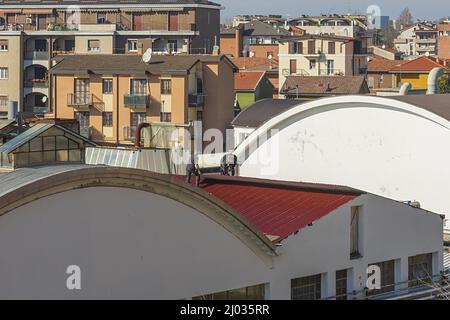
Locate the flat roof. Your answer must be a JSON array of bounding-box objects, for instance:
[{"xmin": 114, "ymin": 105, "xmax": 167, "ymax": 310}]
[{"xmin": 389, "ymin": 94, "xmax": 450, "ymax": 121}]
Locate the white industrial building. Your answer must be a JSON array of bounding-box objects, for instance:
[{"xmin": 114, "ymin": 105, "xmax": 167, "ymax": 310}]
[
  {"xmin": 0, "ymin": 165, "xmax": 445, "ymax": 299},
  {"xmin": 233, "ymin": 94, "xmax": 450, "ymax": 230}
]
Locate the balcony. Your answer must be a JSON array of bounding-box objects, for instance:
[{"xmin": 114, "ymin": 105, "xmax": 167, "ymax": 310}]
[
  {"xmin": 124, "ymin": 95, "xmax": 150, "ymax": 109},
  {"xmin": 282, "ymin": 69, "xmax": 310, "ymax": 76},
  {"xmin": 188, "ymin": 93, "xmax": 205, "ymax": 107},
  {"xmin": 68, "ymin": 93, "xmax": 93, "ymax": 107},
  {"xmin": 123, "ymin": 126, "xmax": 137, "ymax": 142},
  {"xmin": 24, "ymin": 79, "xmax": 49, "ymax": 88},
  {"xmin": 25, "ymin": 50, "xmax": 49, "ymax": 60},
  {"xmin": 319, "ymin": 69, "xmax": 345, "ymax": 76}
]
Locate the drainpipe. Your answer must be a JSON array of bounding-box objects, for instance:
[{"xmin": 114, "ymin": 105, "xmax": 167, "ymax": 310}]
[
  {"xmin": 134, "ymin": 122, "xmax": 150, "ymax": 148},
  {"xmin": 427, "ymin": 67, "xmax": 444, "ymax": 95},
  {"xmin": 399, "ymin": 82, "xmax": 411, "ymax": 95}
]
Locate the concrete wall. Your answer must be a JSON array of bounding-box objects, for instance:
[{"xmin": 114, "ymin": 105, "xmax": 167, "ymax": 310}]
[
  {"xmin": 236, "ymin": 97, "xmax": 450, "ymax": 228},
  {"xmin": 0, "ymin": 187, "xmax": 442, "ymax": 299}
]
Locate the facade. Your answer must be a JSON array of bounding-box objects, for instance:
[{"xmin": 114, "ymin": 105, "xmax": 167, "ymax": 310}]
[
  {"xmin": 288, "ymin": 15, "xmax": 368, "ymax": 38},
  {"xmin": 0, "ymin": 0, "xmax": 222, "ymax": 115},
  {"xmin": 389, "ymin": 56, "xmax": 447, "ymax": 90},
  {"xmin": 220, "ymin": 20, "xmax": 290, "ymax": 59},
  {"xmin": 233, "ymin": 94, "xmax": 450, "ymax": 230},
  {"xmin": 438, "ymin": 20, "xmax": 450, "ymax": 61},
  {"xmin": 0, "ymin": 166, "xmax": 444, "ymax": 299},
  {"xmin": 50, "ymin": 54, "xmax": 236, "ymax": 145},
  {"xmin": 394, "ymin": 23, "xmax": 438, "ymax": 59},
  {"xmin": 367, "ymin": 57, "xmax": 407, "ymax": 91},
  {"xmin": 234, "ymin": 71, "xmax": 274, "ymax": 111},
  {"xmin": 278, "ymin": 35, "xmax": 369, "ymax": 91}
]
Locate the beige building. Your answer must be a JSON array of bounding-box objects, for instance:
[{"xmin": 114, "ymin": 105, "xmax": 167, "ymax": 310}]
[
  {"xmin": 50, "ymin": 54, "xmax": 236, "ymax": 146},
  {"xmin": 0, "ymin": 0, "xmax": 222, "ymax": 116},
  {"xmin": 278, "ymin": 35, "xmax": 369, "ymax": 92}
]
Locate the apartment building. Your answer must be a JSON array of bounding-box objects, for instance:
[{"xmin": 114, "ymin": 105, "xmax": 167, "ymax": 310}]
[
  {"xmin": 288, "ymin": 15, "xmax": 368, "ymax": 38},
  {"xmin": 278, "ymin": 35, "xmax": 369, "ymax": 91},
  {"xmin": 394, "ymin": 22, "xmax": 438, "ymax": 58},
  {"xmin": 0, "ymin": 0, "xmax": 222, "ymax": 115},
  {"xmin": 220, "ymin": 20, "xmax": 290, "ymax": 58},
  {"xmin": 50, "ymin": 54, "xmax": 236, "ymax": 146},
  {"xmin": 438, "ymin": 20, "xmax": 450, "ymax": 61}
]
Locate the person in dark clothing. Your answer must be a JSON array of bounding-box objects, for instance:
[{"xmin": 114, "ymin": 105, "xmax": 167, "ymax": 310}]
[
  {"xmin": 220, "ymin": 153, "xmax": 238, "ymax": 176},
  {"xmin": 186, "ymin": 155, "xmax": 201, "ymax": 187}
]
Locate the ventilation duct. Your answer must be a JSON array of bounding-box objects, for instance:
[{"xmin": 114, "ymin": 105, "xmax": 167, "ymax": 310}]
[
  {"xmin": 399, "ymin": 82, "xmax": 411, "ymax": 95},
  {"xmin": 427, "ymin": 67, "xmax": 444, "ymax": 95}
]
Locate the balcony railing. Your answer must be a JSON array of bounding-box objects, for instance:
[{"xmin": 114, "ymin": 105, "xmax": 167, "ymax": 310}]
[
  {"xmin": 318, "ymin": 69, "xmax": 345, "ymax": 76},
  {"xmin": 68, "ymin": 93, "xmax": 93, "ymax": 107},
  {"xmin": 25, "ymin": 50, "xmax": 49, "ymax": 60},
  {"xmin": 123, "ymin": 126, "xmax": 136, "ymax": 141},
  {"xmin": 282, "ymin": 68, "xmax": 310, "ymax": 76},
  {"xmin": 188, "ymin": 93, "xmax": 205, "ymax": 107},
  {"xmin": 0, "ymin": 24, "xmax": 23, "ymax": 32},
  {"xmin": 124, "ymin": 95, "xmax": 150, "ymax": 109},
  {"xmin": 24, "ymin": 80, "xmax": 49, "ymax": 88}
]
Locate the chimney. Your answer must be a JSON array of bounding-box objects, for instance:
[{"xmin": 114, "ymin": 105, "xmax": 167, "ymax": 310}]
[{"xmin": 235, "ymin": 25, "xmax": 244, "ymax": 57}]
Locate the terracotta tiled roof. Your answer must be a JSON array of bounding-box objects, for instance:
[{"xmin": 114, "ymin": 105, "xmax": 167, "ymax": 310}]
[
  {"xmin": 390, "ymin": 56, "xmax": 446, "ymax": 72},
  {"xmin": 367, "ymin": 57, "xmax": 408, "ymax": 72},
  {"xmin": 234, "ymin": 71, "xmax": 266, "ymax": 91},
  {"xmin": 281, "ymin": 76, "xmax": 368, "ymax": 95},
  {"xmin": 232, "ymin": 57, "xmax": 278, "ymax": 71}
]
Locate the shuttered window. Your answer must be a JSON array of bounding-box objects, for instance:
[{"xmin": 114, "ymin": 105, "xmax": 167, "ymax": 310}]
[
  {"xmin": 88, "ymin": 40, "xmax": 100, "ymax": 52},
  {"xmin": 0, "ymin": 39, "xmax": 8, "ymax": 51}
]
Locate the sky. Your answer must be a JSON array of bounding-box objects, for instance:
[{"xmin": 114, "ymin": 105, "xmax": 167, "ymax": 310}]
[{"xmin": 219, "ymin": 0, "xmax": 448, "ymax": 22}]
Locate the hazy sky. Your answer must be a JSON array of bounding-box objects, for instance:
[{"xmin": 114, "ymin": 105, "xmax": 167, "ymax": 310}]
[{"xmin": 219, "ymin": 0, "xmax": 447, "ymax": 21}]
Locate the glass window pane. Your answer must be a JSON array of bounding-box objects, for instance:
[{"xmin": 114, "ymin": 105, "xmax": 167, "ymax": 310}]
[
  {"xmin": 56, "ymin": 136, "xmax": 68, "ymax": 150},
  {"xmin": 69, "ymin": 149, "xmax": 81, "ymax": 162},
  {"xmin": 56, "ymin": 150, "xmax": 69, "ymax": 162},
  {"xmin": 29, "ymin": 138, "xmax": 42, "ymax": 152},
  {"xmin": 15, "ymin": 153, "xmax": 29, "ymax": 167},
  {"xmin": 43, "ymin": 136, "xmax": 55, "ymax": 151},
  {"xmin": 29, "ymin": 151, "xmax": 43, "ymax": 164},
  {"xmin": 43, "ymin": 150, "xmax": 56, "ymax": 162}
]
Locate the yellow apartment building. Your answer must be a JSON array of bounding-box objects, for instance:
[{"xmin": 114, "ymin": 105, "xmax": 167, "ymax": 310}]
[
  {"xmin": 50, "ymin": 54, "xmax": 236, "ymax": 146},
  {"xmin": 278, "ymin": 34, "xmax": 368, "ymax": 93}
]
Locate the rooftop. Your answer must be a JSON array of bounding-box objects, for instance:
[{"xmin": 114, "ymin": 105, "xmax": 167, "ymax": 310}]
[
  {"xmin": 231, "ymin": 98, "xmax": 303, "ymax": 128},
  {"xmin": 234, "ymin": 71, "xmax": 266, "ymax": 91},
  {"xmin": 389, "ymin": 56, "xmax": 446, "ymax": 73},
  {"xmin": 368, "ymin": 57, "xmax": 408, "ymax": 72},
  {"xmin": 389, "ymin": 94, "xmax": 450, "ymax": 121},
  {"xmin": 231, "ymin": 57, "xmax": 279, "ymax": 72},
  {"xmin": 279, "ymin": 34, "xmax": 356, "ymax": 43},
  {"xmin": 51, "ymin": 54, "xmax": 235, "ymax": 76},
  {"xmin": 196, "ymin": 175, "xmax": 363, "ymax": 243},
  {"xmin": 0, "ymin": 0, "xmax": 221, "ymax": 8},
  {"xmin": 281, "ymin": 76, "xmax": 368, "ymax": 95},
  {"xmin": 221, "ymin": 20, "xmax": 291, "ymax": 37}
]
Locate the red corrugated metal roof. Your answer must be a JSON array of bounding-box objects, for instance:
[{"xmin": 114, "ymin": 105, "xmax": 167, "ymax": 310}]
[{"xmin": 180, "ymin": 175, "xmax": 362, "ymax": 243}]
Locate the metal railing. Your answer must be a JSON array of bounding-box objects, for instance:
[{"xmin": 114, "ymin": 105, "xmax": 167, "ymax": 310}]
[
  {"xmin": 25, "ymin": 50, "xmax": 49, "ymax": 60},
  {"xmin": 68, "ymin": 93, "xmax": 93, "ymax": 107},
  {"xmin": 24, "ymin": 80, "xmax": 49, "ymax": 88},
  {"xmin": 282, "ymin": 68, "xmax": 310, "ymax": 76},
  {"xmin": 318, "ymin": 69, "xmax": 345, "ymax": 76},
  {"xmin": 123, "ymin": 126, "xmax": 136, "ymax": 141},
  {"xmin": 188, "ymin": 93, "xmax": 205, "ymax": 107},
  {"xmin": 124, "ymin": 95, "xmax": 150, "ymax": 109}
]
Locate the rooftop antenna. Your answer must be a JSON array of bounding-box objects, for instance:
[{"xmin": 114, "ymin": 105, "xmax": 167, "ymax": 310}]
[{"xmin": 142, "ymin": 48, "xmax": 152, "ymax": 64}]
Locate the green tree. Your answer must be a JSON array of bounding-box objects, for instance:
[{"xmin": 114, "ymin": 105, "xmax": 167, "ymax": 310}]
[{"xmin": 438, "ymin": 74, "xmax": 450, "ymax": 94}]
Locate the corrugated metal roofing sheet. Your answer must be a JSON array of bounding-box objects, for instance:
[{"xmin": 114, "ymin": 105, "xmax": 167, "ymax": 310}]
[
  {"xmin": 193, "ymin": 176, "xmax": 361, "ymax": 243},
  {"xmin": 0, "ymin": 123, "xmax": 52, "ymax": 155}
]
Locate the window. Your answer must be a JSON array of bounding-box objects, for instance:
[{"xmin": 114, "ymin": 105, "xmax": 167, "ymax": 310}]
[
  {"xmin": 102, "ymin": 79, "xmax": 113, "ymax": 94},
  {"xmin": 75, "ymin": 111, "xmax": 90, "ymax": 138},
  {"xmin": 127, "ymin": 39, "xmax": 138, "ymax": 52},
  {"xmin": 97, "ymin": 12, "xmax": 107, "ymax": 24},
  {"xmin": 0, "ymin": 67, "xmax": 8, "ymax": 79},
  {"xmin": 167, "ymin": 40, "xmax": 178, "ymax": 53},
  {"xmin": 328, "ymin": 41, "xmax": 336, "ymax": 54},
  {"xmin": 102, "ymin": 112, "xmax": 113, "ymax": 127},
  {"xmin": 380, "ymin": 74, "xmax": 384, "ymax": 84},
  {"xmin": 309, "ymin": 59, "xmax": 316, "ymax": 70},
  {"xmin": 193, "ymin": 284, "xmax": 266, "ymax": 300},
  {"xmin": 336, "ymin": 269, "xmax": 348, "ymax": 300},
  {"xmin": 327, "ymin": 60, "xmax": 334, "ymax": 75},
  {"xmin": 130, "ymin": 112, "xmax": 146, "ymax": 139},
  {"xmin": 0, "ymin": 39, "xmax": 8, "ymax": 51},
  {"xmin": 35, "ymin": 39, "xmax": 47, "ymax": 52},
  {"xmin": 366, "ymin": 260, "xmax": 395, "ymax": 296},
  {"xmin": 160, "ymin": 112, "xmax": 172, "ymax": 123},
  {"xmin": 88, "ymin": 40, "xmax": 100, "ymax": 52},
  {"xmin": 350, "ymin": 206, "xmax": 361, "ymax": 259},
  {"xmin": 291, "ymin": 274, "xmax": 322, "ymax": 300},
  {"xmin": 408, "ymin": 253, "xmax": 433, "ymax": 287},
  {"xmin": 197, "ymin": 110, "xmax": 203, "ymax": 121},
  {"xmin": 130, "ymin": 79, "xmax": 147, "ymax": 95},
  {"xmin": 0, "ymin": 95, "xmax": 7, "ymax": 107},
  {"xmin": 308, "ymin": 40, "xmax": 316, "ymax": 54},
  {"xmin": 161, "ymin": 79, "xmax": 172, "ymax": 94}
]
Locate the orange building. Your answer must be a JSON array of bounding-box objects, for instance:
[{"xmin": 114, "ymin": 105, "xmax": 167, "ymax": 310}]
[
  {"xmin": 438, "ymin": 21, "xmax": 450, "ymax": 61},
  {"xmin": 50, "ymin": 54, "xmax": 237, "ymax": 146}
]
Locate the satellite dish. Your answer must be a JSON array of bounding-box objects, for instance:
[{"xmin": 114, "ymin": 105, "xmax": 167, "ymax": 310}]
[
  {"xmin": 41, "ymin": 96, "xmax": 47, "ymax": 103},
  {"xmin": 142, "ymin": 48, "xmax": 152, "ymax": 64},
  {"xmin": 425, "ymin": 51, "xmax": 430, "ymax": 57}
]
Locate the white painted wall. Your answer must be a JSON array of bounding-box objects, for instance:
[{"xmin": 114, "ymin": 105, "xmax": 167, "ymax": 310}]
[
  {"xmin": 236, "ymin": 97, "xmax": 450, "ymax": 228},
  {"xmin": 0, "ymin": 185, "xmax": 443, "ymax": 299}
]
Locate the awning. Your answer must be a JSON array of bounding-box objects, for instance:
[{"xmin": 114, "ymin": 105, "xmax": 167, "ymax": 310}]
[
  {"xmin": 22, "ymin": 9, "xmax": 54, "ymax": 15},
  {"xmin": 0, "ymin": 10, "xmax": 22, "ymax": 14}
]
